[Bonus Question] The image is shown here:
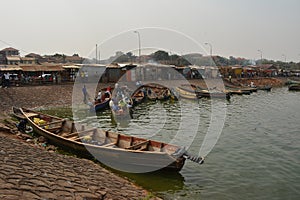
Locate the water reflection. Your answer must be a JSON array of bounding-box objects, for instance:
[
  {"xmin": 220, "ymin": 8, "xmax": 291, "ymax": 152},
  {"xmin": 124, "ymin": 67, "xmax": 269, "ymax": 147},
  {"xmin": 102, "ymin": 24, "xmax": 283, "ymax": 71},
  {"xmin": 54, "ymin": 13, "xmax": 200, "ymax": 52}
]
[{"xmin": 117, "ymin": 170, "xmax": 185, "ymax": 192}]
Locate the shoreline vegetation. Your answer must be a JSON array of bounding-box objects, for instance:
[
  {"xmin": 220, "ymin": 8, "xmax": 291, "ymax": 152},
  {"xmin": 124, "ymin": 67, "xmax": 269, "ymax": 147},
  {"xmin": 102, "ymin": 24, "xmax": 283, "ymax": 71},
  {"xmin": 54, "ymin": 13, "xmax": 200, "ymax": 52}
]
[{"xmin": 0, "ymin": 77, "xmax": 295, "ymax": 199}]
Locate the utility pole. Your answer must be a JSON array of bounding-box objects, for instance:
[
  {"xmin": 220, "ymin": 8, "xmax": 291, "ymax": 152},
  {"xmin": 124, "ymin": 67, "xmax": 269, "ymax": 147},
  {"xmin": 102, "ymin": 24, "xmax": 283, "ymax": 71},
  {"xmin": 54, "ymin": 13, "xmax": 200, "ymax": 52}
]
[
  {"xmin": 134, "ymin": 31, "xmax": 141, "ymax": 63},
  {"xmin": 205, "ymin": 42, "xmax": 212, "ymax": 66},
  {"xmin": 96, "ymin": 44, "xmax": 98, "ymax": 64},
  {"xmin": 257, "ymin": 49, "xmax": 263, "ymax": 65},
  {"xmin": 98, "ymin": 49, "xmax": 101, "ymax": 64}
]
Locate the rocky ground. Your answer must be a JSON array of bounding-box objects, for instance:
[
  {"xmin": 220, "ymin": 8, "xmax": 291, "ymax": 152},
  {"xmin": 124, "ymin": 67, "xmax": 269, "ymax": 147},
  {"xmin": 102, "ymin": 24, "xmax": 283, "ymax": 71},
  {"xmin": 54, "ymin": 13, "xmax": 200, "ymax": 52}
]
[{"xmin": 0, "ymin": 130, "xmax": 155, "ymax": 200}]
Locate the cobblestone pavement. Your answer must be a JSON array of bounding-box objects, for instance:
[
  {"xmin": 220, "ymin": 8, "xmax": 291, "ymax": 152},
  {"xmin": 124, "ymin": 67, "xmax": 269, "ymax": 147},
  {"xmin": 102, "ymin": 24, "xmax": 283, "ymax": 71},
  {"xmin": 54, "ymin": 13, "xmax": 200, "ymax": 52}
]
[{"xmin": 0, "ymin": 132, "xmax": 153, "ymax": 200}]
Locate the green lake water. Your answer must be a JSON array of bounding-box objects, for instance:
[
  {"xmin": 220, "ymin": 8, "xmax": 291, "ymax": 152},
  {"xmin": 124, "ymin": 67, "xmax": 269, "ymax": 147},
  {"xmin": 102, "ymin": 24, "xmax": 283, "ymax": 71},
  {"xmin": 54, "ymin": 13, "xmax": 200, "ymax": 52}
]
[{"xmin": 42, "ymin": 87, "xmax": 300, "ymax": 200}]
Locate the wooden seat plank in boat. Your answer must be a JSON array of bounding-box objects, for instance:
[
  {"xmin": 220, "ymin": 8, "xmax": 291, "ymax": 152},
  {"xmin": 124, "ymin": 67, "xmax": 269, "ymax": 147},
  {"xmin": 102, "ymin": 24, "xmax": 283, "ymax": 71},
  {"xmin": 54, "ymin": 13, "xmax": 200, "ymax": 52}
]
[
  {"xmin": 102, "ymin": 142, "xmax": 117, "ymax": 147},
  {"xmin": 45, "ymin": 119, "xmax": 65, "ymax": 126},
  {"xmin": 24, "ymin": 112, "xmax": 39, "ymax": 118},
  {"xmin": 64, "ymin": 128, "xmax": 98, "ymax": 139},
  {"xmin": 126, "ymin": 140, "xmax": 150, "ymax": 150}
]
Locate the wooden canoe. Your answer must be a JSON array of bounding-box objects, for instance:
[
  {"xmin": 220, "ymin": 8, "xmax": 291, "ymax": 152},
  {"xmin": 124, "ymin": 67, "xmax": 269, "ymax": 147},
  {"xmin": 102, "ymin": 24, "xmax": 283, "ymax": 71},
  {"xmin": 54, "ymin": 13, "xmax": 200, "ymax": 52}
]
[
  {"xmin": 197, "ymin": 89, "xmax": 231, "ymax": 100},
  {"xmin": 94, "ymin": 98, "xmax": 110, "ymax": 112},
  {"xmin": 145, "ymin": 85, "xmax": 171, "ymax": 101},
  {"xmin": 226, "ymin": 85, "xmax": 257, "ymax": 93},
  {"xmin": 288, "ymin": 84, "xmax": 300, "ymax": 91},
  {"xmin": 175, "ymin": 87, "xmax": 199, "ymax": 100},
  {"xmin": 93, "ymin": 88, "xmax": 112, "ymax": 112},
  {"xmin": 225, "ymin": 88, "xmax": 251, "ymax": 95},
  {"xmin": 14, "ymin": 107, "xmax": 196, "ymax": 172},
  {"xmin": 131, "ymin": 86, "xmax": 146, "ymax": 105},
  {"xmin": 178, "ymin": 85, "xmax": 231, "ymax": 100},
  {"xmin": 257, "ymin": 85, "xmax": 272, "ymax": 91}
]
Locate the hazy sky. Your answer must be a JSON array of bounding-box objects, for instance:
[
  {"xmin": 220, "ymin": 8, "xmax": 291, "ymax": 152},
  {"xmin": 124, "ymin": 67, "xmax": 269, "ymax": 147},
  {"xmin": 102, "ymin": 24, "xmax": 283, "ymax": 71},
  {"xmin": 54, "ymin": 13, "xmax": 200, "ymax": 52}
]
[{"xmin": 1, "ymin": 0, "xmax": 299, "ymax": 62}]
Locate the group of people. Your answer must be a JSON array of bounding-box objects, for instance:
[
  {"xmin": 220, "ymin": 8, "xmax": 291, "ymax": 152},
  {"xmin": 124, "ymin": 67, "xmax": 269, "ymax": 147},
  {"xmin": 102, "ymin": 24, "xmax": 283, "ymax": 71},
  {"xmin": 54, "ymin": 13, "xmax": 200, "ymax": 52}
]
[
  {"xmin": 82, "ymin": 85, "xmax": 112, "ymax": 105},
  {"xmin": 95, "ymin": 86, "xmax": 112, "ymax": 103},
  {"xmin": 81, "ymin": 82, "xmax": 135, "ymax": 115},
  {"xmin": 109, "ymin": 83, "xmax": 132, "ymax": 115}
]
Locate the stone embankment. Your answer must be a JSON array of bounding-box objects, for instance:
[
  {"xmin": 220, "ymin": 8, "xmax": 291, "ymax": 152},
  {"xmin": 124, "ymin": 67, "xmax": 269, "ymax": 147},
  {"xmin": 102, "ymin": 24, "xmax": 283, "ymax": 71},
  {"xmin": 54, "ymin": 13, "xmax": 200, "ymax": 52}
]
[{"xmin": 0, "ymin": 130, "xmax": 157, "ymax": 200}]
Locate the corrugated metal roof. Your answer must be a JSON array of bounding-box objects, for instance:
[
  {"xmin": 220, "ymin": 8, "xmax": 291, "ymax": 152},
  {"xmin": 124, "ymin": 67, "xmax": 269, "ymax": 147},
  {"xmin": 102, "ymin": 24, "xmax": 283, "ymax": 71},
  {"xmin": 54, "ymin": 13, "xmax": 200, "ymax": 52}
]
[
  {"xmin": 62, "ymin": 65, "xmax": 81, "ymax": 69},
  {"xmin": 21, "ymin": 57, "xmax": 36, "ymax": 61},
  {"xmin": 6, "ymin": 56, "xmax": 21, "ymax": 61},
  {"xmin": 20, "ymin": 65, "xmax": 64, "ymax": 72},
  {"xmin": 0, "ymin": 65, "xmax": 22, "ymax": 71}
]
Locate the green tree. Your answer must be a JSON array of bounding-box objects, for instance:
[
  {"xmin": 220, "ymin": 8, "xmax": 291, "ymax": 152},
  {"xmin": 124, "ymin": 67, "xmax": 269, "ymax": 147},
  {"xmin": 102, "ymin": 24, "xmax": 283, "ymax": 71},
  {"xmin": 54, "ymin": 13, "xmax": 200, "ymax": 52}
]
[{"xmin": 153, "ymin": 50, "xmax": 169, "ymax": 61}]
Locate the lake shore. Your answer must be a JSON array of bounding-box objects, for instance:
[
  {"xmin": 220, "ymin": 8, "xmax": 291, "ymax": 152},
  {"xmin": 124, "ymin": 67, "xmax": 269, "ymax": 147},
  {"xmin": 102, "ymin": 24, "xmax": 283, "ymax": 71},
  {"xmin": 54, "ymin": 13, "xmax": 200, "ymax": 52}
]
[
  {"xmin": 0, "ymin": 129, "xmax": 160, "ymax": 200},
  {"xmin": 0, "ymin": 77, "xmax": 288, "ymax": 114}
]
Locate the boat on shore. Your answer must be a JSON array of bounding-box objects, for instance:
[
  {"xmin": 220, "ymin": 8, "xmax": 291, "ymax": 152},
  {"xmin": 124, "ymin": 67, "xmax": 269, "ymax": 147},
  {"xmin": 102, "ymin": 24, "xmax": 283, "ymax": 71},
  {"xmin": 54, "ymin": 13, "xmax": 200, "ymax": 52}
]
[
  {"xmin": 225, "ymin": 88, "xmax": 251, "ymax": 95},
  {"xmin": 288, "ymin": 84, "xmax": 300, "ymax": 91},
  {"xmin": 131, "ymin": 86, "xmax": 146, "ymax": 105},
  {"xmin": 179, "ymin": 84, "xmax": 231, "ymax": 100},
  {"xmin": 92, "ymin": 87, "xmax": 112, "ymax": 112},
  {"xmin": 175, "ymin": 87, "xmax": 199, "ymax": 100},
  {"xmin": 197, "ymin": 89, "xmax": 231, "ymax": 100},
  {"xmin": 286, "ymin": 79, "xmax": 300, "ymax": 85},
  {"xmin": 94, "ymin": 98, "xmax": 110, "ymax": 112},
  {"xmin": 144, "ymin": 83, "xmax": 171, "ymax": 101},
  {"xmin": 13, "ymin": 107, "xmax": 203, "ymax": 172},
  {"xmin": 257, "ymin": 85, "xmax": 272, "ymax": 91},
  {"xmin": 226, "ymin": 85, "xmax": 257, "ymax": 93}
]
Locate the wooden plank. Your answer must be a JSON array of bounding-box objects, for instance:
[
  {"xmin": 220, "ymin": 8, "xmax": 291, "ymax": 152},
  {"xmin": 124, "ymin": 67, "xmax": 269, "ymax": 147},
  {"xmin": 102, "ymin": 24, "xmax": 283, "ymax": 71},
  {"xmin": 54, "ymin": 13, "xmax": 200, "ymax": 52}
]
[
  {"xmin": 46, "ymin": 120, "xmax": 65, "ymax": 126},
  {"xmin": 64, "ymin": 128, "xmax": 97, "ymax": 138},
  {"xmin": 46, "ymin": 126, "xmax": 62, "ymax": 132},
  {"xmin": 24, "ymin": 112, "xmax": 39, "ymax": 118},
  {"xmin": 126, "ymin": 140, "xmax": 149, "ymax": 150},
  {"xmin": 102, "ymin": 133, "xmax": 119, "ymax": 147},
  {"xmin": 102, "ymin": 142, "xmax": 117, "ymax": 147}
]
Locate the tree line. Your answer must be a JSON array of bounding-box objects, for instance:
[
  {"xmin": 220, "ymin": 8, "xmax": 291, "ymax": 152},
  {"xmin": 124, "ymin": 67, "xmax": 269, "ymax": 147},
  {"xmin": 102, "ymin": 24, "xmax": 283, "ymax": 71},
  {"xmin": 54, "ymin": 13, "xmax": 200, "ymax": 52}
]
[{"xmin": 106, "ymin": 50, "xmax": 300, "ymax": 70}]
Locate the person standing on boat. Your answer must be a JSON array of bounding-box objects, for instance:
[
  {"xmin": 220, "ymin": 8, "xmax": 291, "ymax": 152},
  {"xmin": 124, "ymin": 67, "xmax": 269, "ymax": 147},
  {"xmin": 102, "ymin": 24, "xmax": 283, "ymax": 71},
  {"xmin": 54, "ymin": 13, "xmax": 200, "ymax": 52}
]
[{"xmin": 82, "ymin": 85, "xmax": 88, "ymax": 104}]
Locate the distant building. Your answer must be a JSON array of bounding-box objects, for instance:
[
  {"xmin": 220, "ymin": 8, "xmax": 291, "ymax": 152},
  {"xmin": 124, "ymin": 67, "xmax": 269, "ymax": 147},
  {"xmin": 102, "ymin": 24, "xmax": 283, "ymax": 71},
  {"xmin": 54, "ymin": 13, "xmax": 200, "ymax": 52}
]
[
  {"xmin": 0, "ymin": 47, "xmax": 19, "ymax": 56},
  {"xmin": 25, "ymin": 53, "xmax": 44, "ymax": 63},
  {"xmin": 6, "ymin": 56, "xmax": 21, "ymax": 65},
  {"xmin": 0, "ymin": 47, "xmax": 20, "ymax": 64},
  {"xmin": 65, "ymin": 55, "xmax": 84, "ymax": 64},
  {"xmin": 21, "ymin": 57, "xmax": 37, "ymax": 65}
]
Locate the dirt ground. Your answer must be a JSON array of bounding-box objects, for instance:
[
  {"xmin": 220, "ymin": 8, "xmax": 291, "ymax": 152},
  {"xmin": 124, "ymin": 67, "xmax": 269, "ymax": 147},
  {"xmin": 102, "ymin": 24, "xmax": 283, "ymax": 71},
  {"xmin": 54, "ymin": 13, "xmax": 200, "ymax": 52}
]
[{"xmin": 230, "ymin": 77, "xmax": 286, "ymax": 87}]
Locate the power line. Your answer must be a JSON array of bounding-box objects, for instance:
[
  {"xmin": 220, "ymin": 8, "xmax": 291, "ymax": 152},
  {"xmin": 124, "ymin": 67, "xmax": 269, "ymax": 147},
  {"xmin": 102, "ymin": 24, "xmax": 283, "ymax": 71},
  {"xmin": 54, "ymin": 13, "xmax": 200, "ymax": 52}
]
[{"xmin": 0, "ymin": 39, "xmax": 30, "ymax": 54}]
